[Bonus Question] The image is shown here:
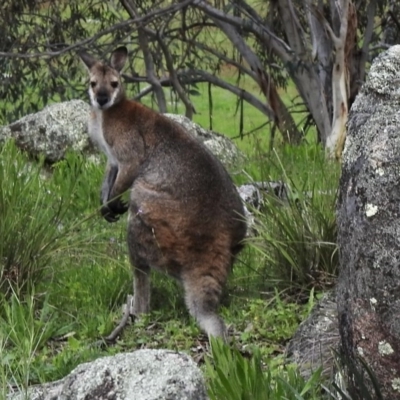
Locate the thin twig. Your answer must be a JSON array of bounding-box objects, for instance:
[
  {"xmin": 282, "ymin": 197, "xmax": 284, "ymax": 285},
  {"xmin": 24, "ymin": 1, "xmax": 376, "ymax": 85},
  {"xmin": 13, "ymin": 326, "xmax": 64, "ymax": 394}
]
[{"xmin": 104, "ymin": 294, "xmax": 134, "ymax": 343}]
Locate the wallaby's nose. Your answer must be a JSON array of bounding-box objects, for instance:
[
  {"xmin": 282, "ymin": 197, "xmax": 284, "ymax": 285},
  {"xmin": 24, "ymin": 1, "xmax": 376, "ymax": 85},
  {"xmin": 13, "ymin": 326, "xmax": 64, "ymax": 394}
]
[{"xmin": 97, "ymin": 94, "xmax": 109, "ymax": 107}]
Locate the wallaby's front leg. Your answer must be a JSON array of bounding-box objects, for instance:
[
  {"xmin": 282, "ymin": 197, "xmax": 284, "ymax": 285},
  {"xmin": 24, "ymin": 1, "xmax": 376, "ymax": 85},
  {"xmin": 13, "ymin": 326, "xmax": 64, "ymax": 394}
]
[
  {"xmin": 101, "ymin": 163, "xmax": 135, "ymax": 222},
  {"xmin": 101, "ymin": 163, "xmax": 118, "ymax": 205},
  {"xmin": 100, "ymin": 163, "xmax": 128, "ymax": 223}
]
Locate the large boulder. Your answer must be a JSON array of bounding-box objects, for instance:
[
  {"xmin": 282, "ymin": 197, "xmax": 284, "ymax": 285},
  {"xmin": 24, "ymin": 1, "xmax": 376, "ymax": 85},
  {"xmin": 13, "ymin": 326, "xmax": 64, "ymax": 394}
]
[
  {"xmin": 337, "ymin": 45, "xmax": 400, "ymax": 398},
  {"xmin": 8, "ymin": 350, "xmax": 208, "ymax": 400},
  {"xmin": 286, "ymin": 291, "xmax": 339, "ymax": 379},
  {"xmin": 0, "ymin": 100, "xmax": 93, "ymax": 163},
  {"xmin": 0, "ymin": 101, "xmax": 244, "ymax": 171}
]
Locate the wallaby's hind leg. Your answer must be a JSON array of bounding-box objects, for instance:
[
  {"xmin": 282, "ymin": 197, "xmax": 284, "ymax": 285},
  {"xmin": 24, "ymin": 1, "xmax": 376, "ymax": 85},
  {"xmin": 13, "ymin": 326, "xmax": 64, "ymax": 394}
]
[
  {"xmin": 127, "ymin": 221, "xmax": 151, "ymax": 316},
  {"xmin": 182, "ymin": 273, "xmax": 227, "ymax": 341},
  {"xmin": 131, "ymin": 264, "xmax": 150, "ymax": 316}
]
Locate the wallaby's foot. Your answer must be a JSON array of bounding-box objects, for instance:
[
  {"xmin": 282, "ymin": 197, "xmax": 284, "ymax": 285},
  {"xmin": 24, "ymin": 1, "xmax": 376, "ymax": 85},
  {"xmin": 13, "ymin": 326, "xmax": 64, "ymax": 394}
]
[
  {"xmin": 122, "ymin": 295, "xmax": 136, "ymax": 319},
  {"xmin": 118, "ymin": 294, "xmax": 148, "ymax": 326},
  {"xmin": 131, "ymin": 293, "xmax": 150, "ymax": 316}
]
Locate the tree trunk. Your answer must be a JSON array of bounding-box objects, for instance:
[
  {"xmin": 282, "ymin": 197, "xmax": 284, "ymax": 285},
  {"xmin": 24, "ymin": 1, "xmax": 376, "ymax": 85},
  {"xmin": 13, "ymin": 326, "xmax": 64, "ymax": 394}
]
[{"xmin": 337, "ymin": 45, "xmax": 400, "ymax": 399}]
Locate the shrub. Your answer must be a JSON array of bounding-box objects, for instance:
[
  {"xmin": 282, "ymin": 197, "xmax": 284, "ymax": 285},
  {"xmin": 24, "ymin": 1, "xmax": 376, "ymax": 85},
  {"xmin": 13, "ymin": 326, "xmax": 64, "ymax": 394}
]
[{"xmin": 0, "ymin": 141, "xmax": 101, "ymax": 295}]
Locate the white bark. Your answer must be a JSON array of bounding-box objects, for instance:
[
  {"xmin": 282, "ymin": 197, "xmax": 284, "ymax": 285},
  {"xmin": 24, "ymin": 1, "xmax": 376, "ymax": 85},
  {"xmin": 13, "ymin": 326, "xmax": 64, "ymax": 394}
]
[
  {"xmin": 325, "ymin": 0, "xmax": 350, "ymax": 158},
  {"xmin": 326, "ymin": 52, "xmax": 348, "ymax": 158}
]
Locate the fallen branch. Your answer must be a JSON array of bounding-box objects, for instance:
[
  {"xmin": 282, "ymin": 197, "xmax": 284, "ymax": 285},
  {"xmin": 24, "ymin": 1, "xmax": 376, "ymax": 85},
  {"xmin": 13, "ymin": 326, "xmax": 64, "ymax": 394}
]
[{"xmin": 104, "ymin": 294, "xmax": 134, "ymax": 344}]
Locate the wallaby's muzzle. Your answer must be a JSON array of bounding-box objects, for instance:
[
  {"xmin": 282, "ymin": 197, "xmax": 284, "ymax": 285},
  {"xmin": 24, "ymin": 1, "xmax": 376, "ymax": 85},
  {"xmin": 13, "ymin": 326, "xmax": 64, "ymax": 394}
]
[{"xmin": 96, "ymin": 90, "xmax": 109, "ymax": 108}]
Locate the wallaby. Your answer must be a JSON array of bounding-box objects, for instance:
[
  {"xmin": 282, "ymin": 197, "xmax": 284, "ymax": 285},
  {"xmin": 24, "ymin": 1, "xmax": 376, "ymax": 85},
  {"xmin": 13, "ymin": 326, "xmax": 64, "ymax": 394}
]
[{"xmin": 79, "ymin": 46, "xmax": 247, "ymax": 340}]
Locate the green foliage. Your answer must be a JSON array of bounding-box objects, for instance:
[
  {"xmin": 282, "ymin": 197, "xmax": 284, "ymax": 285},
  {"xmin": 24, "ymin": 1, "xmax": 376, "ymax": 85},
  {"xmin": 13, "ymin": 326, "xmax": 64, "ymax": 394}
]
[
  {"xmin": 48, "ymin": 259, "xmax": 131, "ymax": 339},
  {"xmin": 229, "ymin": 291, "xmax": 314, "ymax": 357},
  {"xmin": 0, "ymin": 0, "xmax": 126, "ymax": 124},
  {"xmin": 0, "ymin": 141, "xmax": 130, "ymax": 389},
  {"xmin": 206, "ymin": 338, "xmax": 323, "ymax": 400},
  {"xmin": 248, "ymin": 148, "xmax": 339, "ymax": 291},
  {"xmin": 0, "ymin": 141, "xmax": 88, "ymax": 294},
  {"xmin": 331, "ymin": 351, "xmax": 383, "ymax": 400},
  {"xmin": 0, "ymin": 291, "xmax": 69, "ymax": 388},
  {"xmin": 0, "ymin": 290, "xmax": 116, "ymax": 389},
  {"xmin": 50, "ymin": 151, "xmax": 104, "ymax": 214}
]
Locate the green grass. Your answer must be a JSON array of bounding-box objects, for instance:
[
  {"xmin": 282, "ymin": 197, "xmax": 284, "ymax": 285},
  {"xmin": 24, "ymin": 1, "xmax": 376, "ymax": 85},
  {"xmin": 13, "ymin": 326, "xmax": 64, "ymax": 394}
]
[{"xmin": 0, "ymin": 132, "xmax": 341, "ymax": 398}]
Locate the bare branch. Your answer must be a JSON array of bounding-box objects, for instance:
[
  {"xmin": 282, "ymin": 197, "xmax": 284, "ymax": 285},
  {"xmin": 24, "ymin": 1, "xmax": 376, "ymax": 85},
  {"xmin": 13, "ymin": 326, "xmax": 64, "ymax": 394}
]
[
  {"xmin": 324, "ymin": 18, "xmax": 341, "ymax": 47},
  {"xmin": 338, "ymin": 0, "xmax": 350, "ymax": 42},
  {"xmin": 132, "ymin": 68, "xmax": 275, "ymax": 122},
  {"xmin": 133, "ymin": 73, "xmax": 205, "ymax": 100},
  {"xmin": 120, "ymin": 0, "xmax": 167, "ymax": 113},
  {"xmin": 130, "ymin": 17, "xmax": 196, "ymax": 118},
  {"xmin": 181, "ymin": 38, "xmax": 256, "ymax": 79},
  {"xmin": 155, "ymin": 33, "xmax": 195, "ymax": 118},
  {"xmin": 306, "ymin": 0, "xmax": 319, "ymax": 60},
  {"xmin": 208, "ymin": 16, "xmax": 267, "ymax": 88},
  {"xmin": 191, "ymin": 70, "xmax": 275, "ymax": 120},
  {"xmin": 0, "ymin": 0, "xmax": 194, "ymax": 59},
  {"xmin": 192, "ymin": 0, "xmax": 292, "ymax": 63},
  {"xmin": 137, "ymin": 69, "xmax": 275, "ymax": 120},
  {"xmin": 207, "ymin": 14, "xmax": 301, "ymax": 143}
]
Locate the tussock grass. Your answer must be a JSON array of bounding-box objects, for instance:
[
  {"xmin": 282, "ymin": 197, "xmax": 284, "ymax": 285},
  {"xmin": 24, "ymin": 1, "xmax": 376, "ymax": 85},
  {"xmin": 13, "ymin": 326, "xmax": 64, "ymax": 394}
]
[
  {"xmin": 206, "ymin": 337, "xmax": 324, "ymax": 400},
  {"xmin": 244, "ymin": 147, "xmax": 339, "ymax": 293}
]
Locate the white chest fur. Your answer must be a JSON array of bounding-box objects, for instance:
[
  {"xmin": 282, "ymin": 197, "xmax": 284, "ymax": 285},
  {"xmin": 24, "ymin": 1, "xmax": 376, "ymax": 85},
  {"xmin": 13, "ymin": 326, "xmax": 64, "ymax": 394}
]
[{"xmin": 89, "ymin": 109, "xmax": 118, "ymax": 165}]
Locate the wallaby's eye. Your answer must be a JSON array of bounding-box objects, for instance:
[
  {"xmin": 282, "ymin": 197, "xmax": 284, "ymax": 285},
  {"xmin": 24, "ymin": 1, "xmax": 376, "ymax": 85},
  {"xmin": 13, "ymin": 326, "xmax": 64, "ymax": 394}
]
[
  {"xmin": 90, "ymin": 81, "xmax": 97, "ymax": 88},
  {"xmin": 111, "ymin": 81, "xmax": 119, "ymax": 88}
]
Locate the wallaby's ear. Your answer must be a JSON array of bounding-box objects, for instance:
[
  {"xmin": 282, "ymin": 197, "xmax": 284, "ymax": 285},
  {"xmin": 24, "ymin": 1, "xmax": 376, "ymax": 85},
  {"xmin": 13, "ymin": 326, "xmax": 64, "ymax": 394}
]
[
  {"xmin": 110, "ymin": 46, "xmax": 128, "ymax": 72},
  {"xmin": 78, "ymin": 50, "xmax": 97, "ymax": 70}
]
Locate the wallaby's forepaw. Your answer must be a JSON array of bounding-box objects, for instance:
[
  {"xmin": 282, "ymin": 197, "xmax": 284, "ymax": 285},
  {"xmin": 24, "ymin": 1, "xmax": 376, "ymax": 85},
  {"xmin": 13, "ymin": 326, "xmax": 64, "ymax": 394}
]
[
  {"xmin": 110, "ymin": 198, "xmax": 129, "ymax": 214},
  {"xmin": 101, "ymin": 205, "xmax": 120, "ymax": 222},
  {"xmin": 101, "ymin": 199, "xmax": 128, "ymax": 223}
]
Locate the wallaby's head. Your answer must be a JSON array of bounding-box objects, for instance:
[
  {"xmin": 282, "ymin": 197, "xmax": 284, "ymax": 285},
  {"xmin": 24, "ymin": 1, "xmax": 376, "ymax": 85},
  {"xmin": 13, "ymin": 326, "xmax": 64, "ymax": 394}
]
[{"xmin": 79, "ymin": 46, "xmax": 128, "ymax": 110}]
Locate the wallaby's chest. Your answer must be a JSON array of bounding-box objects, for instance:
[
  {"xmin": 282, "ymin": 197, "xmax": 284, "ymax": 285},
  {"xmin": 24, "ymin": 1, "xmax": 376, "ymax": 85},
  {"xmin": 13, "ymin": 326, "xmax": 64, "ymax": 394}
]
[{"xmin": 89, "ymin": 110, "xmax": 117, "ymax": 165}]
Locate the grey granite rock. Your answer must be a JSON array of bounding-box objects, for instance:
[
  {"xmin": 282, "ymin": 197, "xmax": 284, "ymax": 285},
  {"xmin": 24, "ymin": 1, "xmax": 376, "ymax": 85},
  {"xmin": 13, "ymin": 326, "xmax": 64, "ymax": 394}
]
[{"xmin": 8, "ymin": 350, "xmax": 208, "ymax": 400}]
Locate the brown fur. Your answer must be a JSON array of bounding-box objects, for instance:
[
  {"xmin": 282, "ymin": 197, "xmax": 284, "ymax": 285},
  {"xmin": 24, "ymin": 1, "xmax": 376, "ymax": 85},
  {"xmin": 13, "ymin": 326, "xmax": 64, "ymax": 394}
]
[{"xmin": 79, "ymin": 47, "xmax": 247, "ymax": 340}]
